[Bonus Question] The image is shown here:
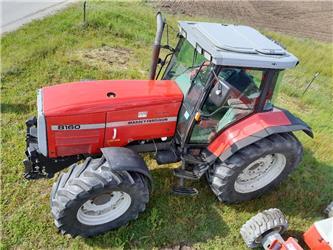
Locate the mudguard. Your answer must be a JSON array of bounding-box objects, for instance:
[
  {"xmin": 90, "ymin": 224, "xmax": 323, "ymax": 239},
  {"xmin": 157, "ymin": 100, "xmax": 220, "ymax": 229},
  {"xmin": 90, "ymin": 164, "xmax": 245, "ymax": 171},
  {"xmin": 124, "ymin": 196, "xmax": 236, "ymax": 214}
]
[
  {"xmin": 207, "ymin": 108, "xmax": 313, "ymax": 162},
  {"xmin": 101, "ymin": 147, "xmax": 152, "ymax": 185}
]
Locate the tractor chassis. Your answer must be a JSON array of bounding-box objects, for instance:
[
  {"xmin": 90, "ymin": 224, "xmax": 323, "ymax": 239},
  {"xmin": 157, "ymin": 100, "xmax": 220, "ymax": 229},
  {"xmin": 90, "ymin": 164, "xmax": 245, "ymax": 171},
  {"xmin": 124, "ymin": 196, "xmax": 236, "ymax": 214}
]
[
  {"xmin": 24, "ymin": 116, "xmax": 83, "ymax": 179},
  {"xmin": 24, "ymin": 116, "xmax": 211, "ymax": 196}
]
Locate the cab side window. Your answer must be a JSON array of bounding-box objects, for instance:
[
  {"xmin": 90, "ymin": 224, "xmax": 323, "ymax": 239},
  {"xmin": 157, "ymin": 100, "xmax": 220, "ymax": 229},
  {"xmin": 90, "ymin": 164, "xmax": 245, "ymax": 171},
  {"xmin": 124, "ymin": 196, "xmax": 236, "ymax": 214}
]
[
  {"xmin": 164, "ymin": 39, "xmax": 206, "ymax": 95},
  {"xmin": 189, "ymin": 68, "xmax": 266, "ymax": 144}
]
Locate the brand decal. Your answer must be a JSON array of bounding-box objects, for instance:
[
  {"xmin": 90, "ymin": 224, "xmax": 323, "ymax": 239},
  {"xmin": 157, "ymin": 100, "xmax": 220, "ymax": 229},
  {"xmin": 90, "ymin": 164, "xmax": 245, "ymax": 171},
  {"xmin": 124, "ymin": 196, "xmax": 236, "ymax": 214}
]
[
  {"xmin": 106, "ymin": 117, "xmax": 177, "ymax": 127},
  {"xmin": 51, "ymin": 116, "xmax": 177, "ymax": 131},
  {"xmin": 128, "ymin": 118, "xmax": 168, "ymax": 125}
]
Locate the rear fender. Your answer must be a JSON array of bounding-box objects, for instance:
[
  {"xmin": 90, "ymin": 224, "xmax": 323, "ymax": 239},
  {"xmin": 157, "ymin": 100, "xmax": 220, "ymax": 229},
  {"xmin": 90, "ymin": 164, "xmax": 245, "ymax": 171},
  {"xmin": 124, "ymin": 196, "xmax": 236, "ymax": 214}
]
[
  {"xmin": 101, "ymin": 147, "xmax": 152, "ymax": 187},
  {"xmin": 207, "ymin": 108, "xmax": 313, "ymax": 162}
]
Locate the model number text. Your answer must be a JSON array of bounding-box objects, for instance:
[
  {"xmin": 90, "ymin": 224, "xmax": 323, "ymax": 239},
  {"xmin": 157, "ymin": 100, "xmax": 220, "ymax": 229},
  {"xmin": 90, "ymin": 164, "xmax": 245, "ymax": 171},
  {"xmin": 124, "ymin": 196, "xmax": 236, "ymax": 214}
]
[{"xmin": 57, "ymin": 125, "xmax": 81, "ymax": 130}]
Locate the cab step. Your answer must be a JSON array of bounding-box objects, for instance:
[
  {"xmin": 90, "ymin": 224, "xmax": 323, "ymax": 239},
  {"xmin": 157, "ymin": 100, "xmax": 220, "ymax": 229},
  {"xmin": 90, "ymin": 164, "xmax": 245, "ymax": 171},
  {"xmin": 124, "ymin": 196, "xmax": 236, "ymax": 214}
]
[
  {"xmin": 173, "ymin": 169, "xmax": 200, "ymax": 180},
  {"xmin": 172, "ymin": 186, "xmax": 198, "ymax": 196}
]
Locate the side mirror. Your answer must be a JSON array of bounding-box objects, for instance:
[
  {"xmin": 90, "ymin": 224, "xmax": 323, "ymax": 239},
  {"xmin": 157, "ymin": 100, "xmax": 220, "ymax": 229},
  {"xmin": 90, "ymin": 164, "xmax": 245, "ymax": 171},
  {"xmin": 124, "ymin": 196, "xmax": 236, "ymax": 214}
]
[{"xmin": 208, "ymin": 79, "xmax": 231, "ymax": 107}]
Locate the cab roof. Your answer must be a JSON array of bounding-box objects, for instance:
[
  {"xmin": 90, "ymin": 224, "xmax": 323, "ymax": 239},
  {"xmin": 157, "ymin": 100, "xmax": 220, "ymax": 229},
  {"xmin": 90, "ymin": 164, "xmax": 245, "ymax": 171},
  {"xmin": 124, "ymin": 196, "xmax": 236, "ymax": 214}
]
[{"xmin": 178, "ymin": 21, "xmax": 299, "ymax": 69}]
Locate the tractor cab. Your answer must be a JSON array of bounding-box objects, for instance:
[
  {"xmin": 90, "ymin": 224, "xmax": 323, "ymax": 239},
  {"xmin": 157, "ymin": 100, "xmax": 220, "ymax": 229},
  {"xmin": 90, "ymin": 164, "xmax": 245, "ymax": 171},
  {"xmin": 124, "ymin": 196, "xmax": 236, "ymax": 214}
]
[{"xmin": 160, "ymin": 21, "xmax": 299, "ymax": 149}]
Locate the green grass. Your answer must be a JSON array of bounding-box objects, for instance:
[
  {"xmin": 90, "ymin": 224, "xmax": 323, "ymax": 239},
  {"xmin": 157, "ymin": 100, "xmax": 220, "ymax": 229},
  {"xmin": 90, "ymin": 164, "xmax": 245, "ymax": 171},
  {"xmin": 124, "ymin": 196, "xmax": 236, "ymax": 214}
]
[{"xmin": 1, "ymin": 1, "xmax": 332, "ymax": 249}]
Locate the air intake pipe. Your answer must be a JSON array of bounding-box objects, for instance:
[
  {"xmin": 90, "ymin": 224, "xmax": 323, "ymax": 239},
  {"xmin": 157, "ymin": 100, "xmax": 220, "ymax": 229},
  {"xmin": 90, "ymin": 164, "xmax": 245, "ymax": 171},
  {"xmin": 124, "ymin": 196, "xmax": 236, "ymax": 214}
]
[{"xmin": 149, "ymin": 12, "xmax": 165, "ymax": 80}]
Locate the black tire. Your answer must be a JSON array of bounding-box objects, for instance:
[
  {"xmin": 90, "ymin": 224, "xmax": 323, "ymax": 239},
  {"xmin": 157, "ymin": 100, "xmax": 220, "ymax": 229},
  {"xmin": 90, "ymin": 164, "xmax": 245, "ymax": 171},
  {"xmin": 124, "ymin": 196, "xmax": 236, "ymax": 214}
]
[
  {"xmin": 240, "ymin": 208, "xmax": 288, "ymax": 248},
  {"xmin": 50, "ymin": 157, "xmax": 150, "ymax": 237},
  {"xmin": 207, "ymin": 133, "xmax": 303, "ymax": 203},
  {"xmin": 324, "ymin": 201, "xmax": 333, "ymax": 218}
]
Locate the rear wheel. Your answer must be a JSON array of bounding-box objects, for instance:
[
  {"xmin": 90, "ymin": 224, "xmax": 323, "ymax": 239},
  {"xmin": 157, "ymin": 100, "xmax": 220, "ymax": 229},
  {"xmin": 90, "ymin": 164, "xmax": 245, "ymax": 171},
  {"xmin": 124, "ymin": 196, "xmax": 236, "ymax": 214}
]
[
  {"xmin": 51, "ymin": 157, "xmax": 149, "ymax": 237},
  {"xmin": 207, "ymin": 133, "xmax": 303, "ymax": 203}
]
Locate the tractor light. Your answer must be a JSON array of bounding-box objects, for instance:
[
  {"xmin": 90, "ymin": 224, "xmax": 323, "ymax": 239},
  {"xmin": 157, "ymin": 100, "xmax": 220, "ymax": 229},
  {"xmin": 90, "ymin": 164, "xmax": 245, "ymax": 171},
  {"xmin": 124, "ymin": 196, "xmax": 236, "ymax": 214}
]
[
  {"xmin": 194, "ymin": 112, "xmax": 201, "ymax": 122},
  {"xmin": 37, "ymin": 89, "xmax": 48, "ymax": 156}
]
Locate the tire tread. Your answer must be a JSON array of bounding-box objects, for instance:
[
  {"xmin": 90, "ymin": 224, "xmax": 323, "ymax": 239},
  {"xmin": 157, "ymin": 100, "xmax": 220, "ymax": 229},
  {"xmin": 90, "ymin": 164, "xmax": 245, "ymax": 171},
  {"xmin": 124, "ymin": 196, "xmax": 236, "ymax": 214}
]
[
  {"xmin": 240, "ymin": 208, "xmax": 288, "ymax": 248},
  {"xmin": 50, "ymin": 158, "xmax": 150, "ymax": 237},
  {"xmin": 207, "ymin": 132, "xmax": 303, "ymax": 203}
]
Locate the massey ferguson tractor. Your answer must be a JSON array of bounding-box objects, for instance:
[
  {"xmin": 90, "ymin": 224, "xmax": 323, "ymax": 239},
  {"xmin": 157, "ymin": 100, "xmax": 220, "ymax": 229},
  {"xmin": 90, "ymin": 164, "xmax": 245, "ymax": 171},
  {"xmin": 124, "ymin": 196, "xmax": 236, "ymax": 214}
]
[{"xmin": 24, "ymin": 13, "xmax": 313, "ymax": 237}]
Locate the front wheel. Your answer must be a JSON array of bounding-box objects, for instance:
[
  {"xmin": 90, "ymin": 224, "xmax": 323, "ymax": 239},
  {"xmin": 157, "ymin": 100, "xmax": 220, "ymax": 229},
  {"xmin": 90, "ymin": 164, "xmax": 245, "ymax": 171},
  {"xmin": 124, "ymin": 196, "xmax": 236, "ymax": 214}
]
[
  {"xmin": 51, "ymin": 157, "xmax": 150, "ymax": 237},
  {"xmin": 207, "ymin": 133, "xmax": 303, "ymax": 203}
]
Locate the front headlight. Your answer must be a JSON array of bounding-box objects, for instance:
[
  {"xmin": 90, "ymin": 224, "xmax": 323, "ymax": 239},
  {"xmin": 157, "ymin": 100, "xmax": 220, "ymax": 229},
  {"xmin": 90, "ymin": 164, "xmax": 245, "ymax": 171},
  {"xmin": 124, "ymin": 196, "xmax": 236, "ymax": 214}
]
[{"xmin": 37, "ymin": 89, "xmax": 48, "ymax": 156}]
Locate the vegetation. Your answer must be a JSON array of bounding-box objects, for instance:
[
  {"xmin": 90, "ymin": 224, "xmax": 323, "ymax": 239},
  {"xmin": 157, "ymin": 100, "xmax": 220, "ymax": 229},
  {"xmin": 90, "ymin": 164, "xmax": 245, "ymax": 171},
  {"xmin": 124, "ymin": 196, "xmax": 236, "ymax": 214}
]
[{"xmin": 1, "ymin": 2, "xmax": 332, "ymax": 249}]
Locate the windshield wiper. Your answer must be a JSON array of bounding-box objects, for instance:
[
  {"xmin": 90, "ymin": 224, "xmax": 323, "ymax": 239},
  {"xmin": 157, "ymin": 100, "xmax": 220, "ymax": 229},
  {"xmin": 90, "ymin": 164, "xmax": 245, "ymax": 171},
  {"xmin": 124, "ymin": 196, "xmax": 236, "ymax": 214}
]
[{"xmin": 173, "ymin": 64, "xmax": 203, "ymax": 78}]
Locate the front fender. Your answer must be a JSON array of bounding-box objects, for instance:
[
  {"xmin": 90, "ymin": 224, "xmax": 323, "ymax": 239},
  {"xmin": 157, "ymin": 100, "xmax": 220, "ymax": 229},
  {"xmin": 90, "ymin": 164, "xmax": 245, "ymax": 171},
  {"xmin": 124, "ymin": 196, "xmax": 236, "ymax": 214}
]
[
  {"xmin": 101, "ymin": 147, "xmax": 152, "ymax": 186},
  {"xmin": 207, "ymin": 108, "xmax": 313, "ymax": 162}
]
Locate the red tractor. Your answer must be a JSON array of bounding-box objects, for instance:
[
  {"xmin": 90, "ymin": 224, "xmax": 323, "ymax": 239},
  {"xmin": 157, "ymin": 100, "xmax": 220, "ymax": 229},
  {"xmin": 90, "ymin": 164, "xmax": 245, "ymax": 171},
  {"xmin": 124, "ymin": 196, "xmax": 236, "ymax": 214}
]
[{"xmin": 24, "ymin": 13, "xmax": 313, "ymax": 237}]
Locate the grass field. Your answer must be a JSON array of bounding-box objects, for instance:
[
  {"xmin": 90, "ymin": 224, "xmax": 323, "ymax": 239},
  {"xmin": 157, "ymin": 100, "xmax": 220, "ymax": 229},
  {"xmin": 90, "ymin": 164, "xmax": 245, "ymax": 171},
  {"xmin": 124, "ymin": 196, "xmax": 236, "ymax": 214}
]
[{"xmin": 1, "ymin": 2, "xmax": 332, "ymax": 249}]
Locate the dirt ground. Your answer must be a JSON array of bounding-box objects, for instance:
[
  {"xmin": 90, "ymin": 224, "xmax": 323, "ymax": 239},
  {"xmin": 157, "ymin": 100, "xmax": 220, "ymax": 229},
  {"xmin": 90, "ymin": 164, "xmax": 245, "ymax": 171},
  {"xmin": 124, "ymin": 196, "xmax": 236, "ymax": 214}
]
[
  {"xmin": 154, "ymin": 1, "xmax": 333, "ymax": 42},
  {"xmin": 72, "ymin": 46, "xmax": 132, "ymax": 71}
]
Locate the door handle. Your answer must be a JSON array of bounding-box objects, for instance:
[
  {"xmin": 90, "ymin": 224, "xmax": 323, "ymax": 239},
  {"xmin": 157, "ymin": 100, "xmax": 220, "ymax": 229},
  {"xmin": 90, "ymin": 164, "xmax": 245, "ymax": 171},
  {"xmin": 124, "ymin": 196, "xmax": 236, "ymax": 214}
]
[{"xmin": 112, "ymin": 128, "xmax": 117, "ymax": 140}]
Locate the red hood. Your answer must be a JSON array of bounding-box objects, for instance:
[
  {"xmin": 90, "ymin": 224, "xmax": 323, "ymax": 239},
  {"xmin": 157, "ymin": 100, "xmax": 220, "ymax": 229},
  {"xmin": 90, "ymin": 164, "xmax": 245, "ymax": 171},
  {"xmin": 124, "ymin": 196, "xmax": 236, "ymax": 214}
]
[{"xmin": 42, "ymin": 80, "xmax": 183, "ymax": 116}]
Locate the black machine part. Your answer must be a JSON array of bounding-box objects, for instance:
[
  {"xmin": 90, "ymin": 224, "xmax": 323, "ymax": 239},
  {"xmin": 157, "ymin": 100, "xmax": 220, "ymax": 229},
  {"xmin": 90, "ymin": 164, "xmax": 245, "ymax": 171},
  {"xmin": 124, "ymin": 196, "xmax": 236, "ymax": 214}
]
[
  {"xmin": 101, "ymin": 147, "xmax": 152, "ymax": 187},
  {"xmin": 24, "ymin": 116, "xmax": 81, "ymax": 179},
  {"xmin": 324, "ymin": 201, "xmax": 333, "ymax": 218},
  {"xmin": 155, "ymin": 149, "xmax": 180, "ymax": 165}
]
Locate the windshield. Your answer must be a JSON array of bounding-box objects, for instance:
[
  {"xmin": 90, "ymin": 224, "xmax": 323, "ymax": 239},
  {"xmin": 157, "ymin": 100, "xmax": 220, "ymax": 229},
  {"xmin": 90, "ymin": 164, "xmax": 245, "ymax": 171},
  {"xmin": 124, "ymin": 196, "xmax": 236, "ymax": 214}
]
[{"xmin": 163, "ymin": 39, "xmax": 206, "ymax": 95}]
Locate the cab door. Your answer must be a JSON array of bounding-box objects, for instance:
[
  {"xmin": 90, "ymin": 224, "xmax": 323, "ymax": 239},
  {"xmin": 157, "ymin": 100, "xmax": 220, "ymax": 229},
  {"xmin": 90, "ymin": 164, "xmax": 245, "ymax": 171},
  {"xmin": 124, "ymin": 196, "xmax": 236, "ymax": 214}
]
[
  {"xmin": 175, "ymin": 64, "xmax": 214, "ymax": 145},
  {"xmin": 189, "ymin": 67, "xmax": 267, "ymax": 145}
]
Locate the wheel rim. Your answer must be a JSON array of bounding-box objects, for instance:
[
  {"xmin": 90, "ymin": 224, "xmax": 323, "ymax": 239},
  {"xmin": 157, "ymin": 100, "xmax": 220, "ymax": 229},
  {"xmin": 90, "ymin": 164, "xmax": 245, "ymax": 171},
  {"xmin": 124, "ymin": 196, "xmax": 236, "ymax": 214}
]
[
  {"xmin": 254, "ymin": 226, "xmax": 284, "ymax": 243},
  {"xmin": 77, "ymin": 191, "xmax": 131, "ymax": 226},
  {"xmin": 234, "ymin": 153, "xmax": 286, "ymax": 193}
]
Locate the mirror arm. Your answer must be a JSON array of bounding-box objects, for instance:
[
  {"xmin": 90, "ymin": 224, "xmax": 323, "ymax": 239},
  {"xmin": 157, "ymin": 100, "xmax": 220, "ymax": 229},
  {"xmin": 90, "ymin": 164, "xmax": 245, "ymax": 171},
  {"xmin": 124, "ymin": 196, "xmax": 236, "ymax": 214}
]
[
  {"xmin": 160, "ymin": 44, "xmax": 175, "ymax": 53},
  {"xmin": 155, "ymin": 52, "xmax": 174, "ymax": 79}
]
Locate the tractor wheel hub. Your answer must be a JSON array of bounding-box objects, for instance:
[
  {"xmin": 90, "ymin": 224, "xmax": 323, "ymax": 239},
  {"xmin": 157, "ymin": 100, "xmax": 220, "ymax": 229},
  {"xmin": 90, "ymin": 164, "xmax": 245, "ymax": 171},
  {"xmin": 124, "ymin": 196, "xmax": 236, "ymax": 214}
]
[
  {"xmin": 77, "ymin": 191, "xmax": 131, "ymax": 226},
  {"xmin": 234, "ymin": 153, "xmax": 286, "ymax": 193}
]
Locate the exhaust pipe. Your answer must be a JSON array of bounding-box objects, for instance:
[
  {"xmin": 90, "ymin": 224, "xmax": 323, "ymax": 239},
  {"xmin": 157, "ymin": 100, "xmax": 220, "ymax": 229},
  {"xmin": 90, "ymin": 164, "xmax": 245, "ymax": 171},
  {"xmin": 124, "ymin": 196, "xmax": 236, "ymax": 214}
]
[{"xmin": 149, "ymin": 12, "xmax": 165, "ymax": 80}]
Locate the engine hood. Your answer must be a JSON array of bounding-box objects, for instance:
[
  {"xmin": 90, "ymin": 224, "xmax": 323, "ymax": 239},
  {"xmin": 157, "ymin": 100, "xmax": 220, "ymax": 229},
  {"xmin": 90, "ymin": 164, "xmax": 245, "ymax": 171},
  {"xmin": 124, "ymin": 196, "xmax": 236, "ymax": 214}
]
[{"xmin": 42, "ymin": 80, "xmax": 183, "ymax": 116}]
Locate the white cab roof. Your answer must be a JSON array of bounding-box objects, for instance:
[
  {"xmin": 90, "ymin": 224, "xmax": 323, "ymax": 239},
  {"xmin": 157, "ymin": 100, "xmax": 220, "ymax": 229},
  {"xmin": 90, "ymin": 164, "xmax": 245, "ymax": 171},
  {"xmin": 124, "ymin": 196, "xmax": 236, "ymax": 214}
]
[{"xmin": 179, "ymin": 21, "xmax": 299, "ymax": 69}]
